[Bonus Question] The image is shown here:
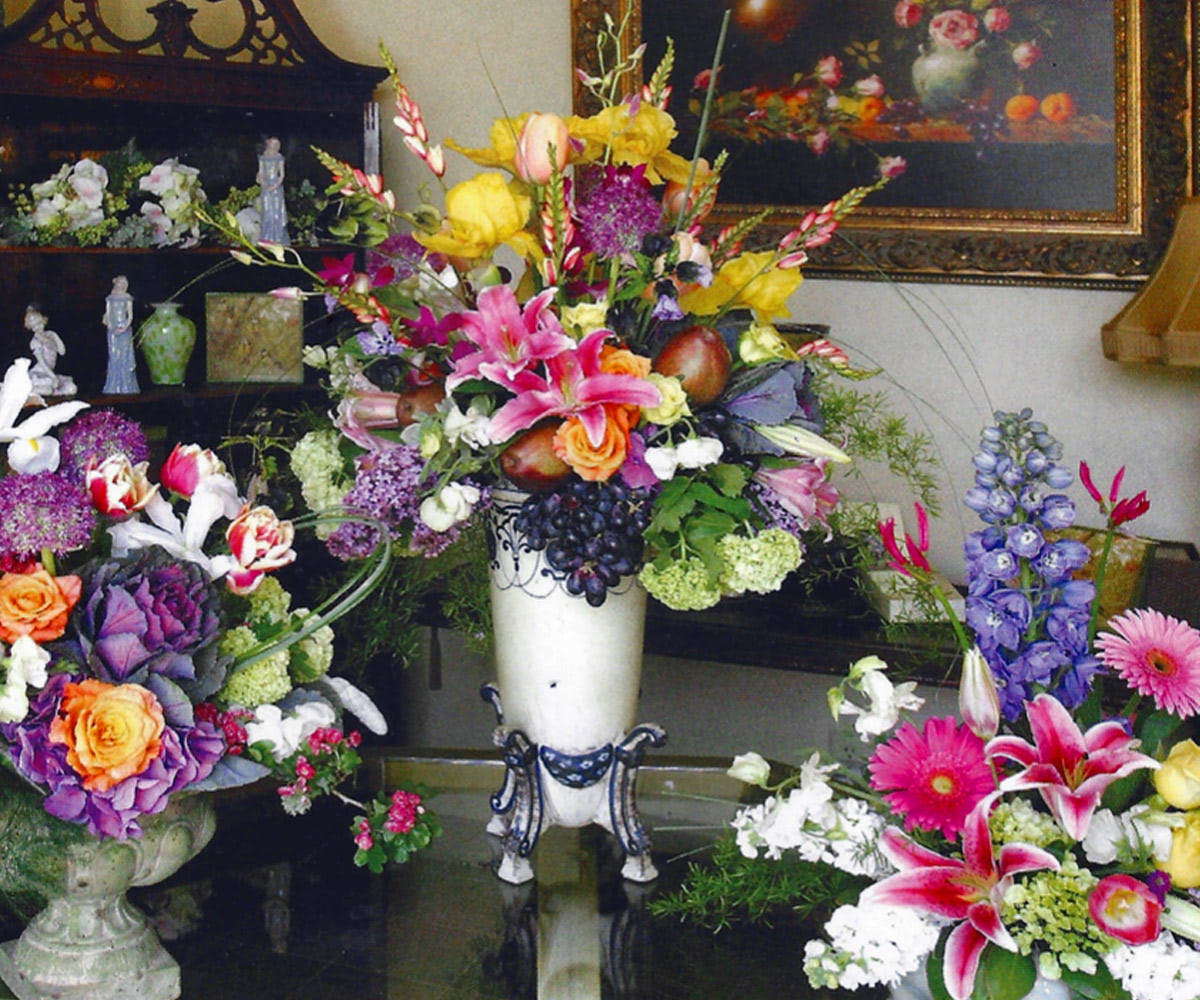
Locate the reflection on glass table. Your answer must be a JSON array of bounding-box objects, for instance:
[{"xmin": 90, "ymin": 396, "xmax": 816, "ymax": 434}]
[{"xmin": 1, "ymin": 754, "xmax": 894, "ymax": 999}]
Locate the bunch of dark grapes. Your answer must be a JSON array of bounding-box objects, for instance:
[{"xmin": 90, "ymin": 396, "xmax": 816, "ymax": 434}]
[
  {"xmin": 951, "ymin": 101, "xmax": 1009, "ymax": 159},
  {"xmin": 516, "ymin": 481, "xmax": 654, "ymax": 607}
]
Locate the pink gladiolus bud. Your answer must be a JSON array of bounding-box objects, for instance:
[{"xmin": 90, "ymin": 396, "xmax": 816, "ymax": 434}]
[
  {"xmin": 86, "ymin": 454, "xmax": 158, "ymax": 517},
  {"xmin": 160, "ymin": 443, "xmax": 226, "ymax": 499},
  {"xmin": 225, "ymin": 504, "xmax": 297, "ymax": 595},
  {"xmin": 958, "ymin": 646, "xmax": 1000, "ymax": 739},
  {"xmin": 1089, "ymin": 875, "xmax": 1162, "ymax": 946},
  {"xmin": 348, "ymin": 390, "xmax": 406, "ymax": 429},
  {"xmin": 270, "ymin": 286, "xmax": 303, "ymax": 300},
  {"xmin": 515, "ymin": 113, "xmax": 570, "ymax": 185}
]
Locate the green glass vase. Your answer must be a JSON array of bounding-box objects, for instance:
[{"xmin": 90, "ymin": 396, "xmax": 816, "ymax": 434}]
[{"xmin": 138, "ymin": 301, "xmax": 196, "ymax": 386}]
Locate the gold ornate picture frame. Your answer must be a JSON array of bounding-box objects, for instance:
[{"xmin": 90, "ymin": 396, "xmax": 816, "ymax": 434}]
[{"xmin": 571, "ymin": 0, "xmax": 1193, "ymax": 288}]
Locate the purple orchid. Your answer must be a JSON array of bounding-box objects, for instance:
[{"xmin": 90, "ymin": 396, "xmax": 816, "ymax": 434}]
[
  {"xmin": 986, "ymin": 693, "xmax": 1159, "ymax": 841},
  {"xmin": 446, "ymin": 286, "xmax": 574, "ymax": 392},
  {"xmin": 860, "ymin": 796, "xmax": 1059, "ymax": 1000},
  {"xmin": 488, "ymin": 328, "xmax": 660, "ymax": 447}
]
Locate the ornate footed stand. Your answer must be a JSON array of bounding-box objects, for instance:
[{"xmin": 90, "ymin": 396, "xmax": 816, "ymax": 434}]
[{"xmin": 482, "ymin": 684, "xmax": 666, "ymax": 885}]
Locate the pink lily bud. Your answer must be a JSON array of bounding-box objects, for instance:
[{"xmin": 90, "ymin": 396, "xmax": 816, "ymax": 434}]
[
  {"xmin": 348, "ymin": 390, "xmax": 407, "ymax": 429},
  {"xmin": 225, "ymin": 504, "xmax": 297, "ymax": 595},
  {"xmin": 160, "ymin": 443, "xmax": 227, "ymax": 499},
  {"xmin": 515, "ymin": 112, "xmax": 570, "ymax": 185},
  {"xmin": 86, "ymin": 454, "xmax": 159, "ymax": 517},
  {"xmin": 958, "ymin": 646, "xmax": 1000, "ymax": 739}
]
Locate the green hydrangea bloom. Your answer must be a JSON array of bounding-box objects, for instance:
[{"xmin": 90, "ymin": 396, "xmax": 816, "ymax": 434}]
[
  {"xmin": 717, "ymin": 528, "xmax": 803, "ymax": 597},
  {"xmin": 289, "ymin": 618, "xmax": 335, "ymax": 683},
  {"xmin": 989, "ymin": 798, "xmax": 1068, "ymax": 850},
  {"xmin": 218, "ymin": 626, "xmax": 292, "ymax": 707},
  {"xmin": 291, "ymin": 429, "xmax": 352, "ymax": 537},
  {"xmin": 639, "ymin": 556, "xmax": 722, "ymax": 611},
  {"xmin": 247, "ymin": 575, "xmax": 292, "ymax": 625},
  {"xmin": 1001, "ymin": 854, "xmax": 1115, "ymax": 977}
]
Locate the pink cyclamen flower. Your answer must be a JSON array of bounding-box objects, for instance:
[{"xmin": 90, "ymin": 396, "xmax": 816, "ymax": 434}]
[
  {"xmin": 894, "ymin": 0, "xmax": 925, "ymax": 28},
  {"xmin": 1012, "ymin": 40, "xmax": 1042, "ymax": 69},
  {"xmin": 983, "ymin": 7, "xmax": 1011, "ymax": 33},
  {"xmin": 225, "ymin": 504, "xmax": 297, "ymax": 595},
  {"xmin": 860, "ymin": 796, "xmax": 1059, "ymax": 1000},
  {"xmin": 806, "ymin": 128, "xmax": 832, "ymax": 156},
  {"xmin": 879, "ymin": 502, "xmax": 931, "ymax": 576},
  {"xmin": 1096, "ymin": 608, "xmax": 1200, "ymax": 717},
  {"xmin": 86, "ymin": 453, "xmax": 158, "ymax": 516},
  {"xmin": 929, "ymin": 10, "xmax": 980, "ymax": 50},
  {"xmin": 1089, "ymin": 875, "xmax": 1162, "ymax": 946},
  {"xmin": 986, "ymin": 693, "xmax": 1159, "ymax": 841},
  {"xmin": 160, "ymin": 443, "xmax": 226, "ymax": 499},
  {"xmin": 815, "ymin": 55, "xmax": 843, "ymax": 87},
  {"xmin": 868, "ymin": 715, "xmax": 995, "ymax": 838}
]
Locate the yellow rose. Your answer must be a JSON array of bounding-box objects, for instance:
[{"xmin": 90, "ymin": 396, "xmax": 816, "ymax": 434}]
[
  {"xmin": 416, "ymin": 173, "xmax": 537, "ymax": 261},
  {"xmin": 566, "ymin": 105, "xmax": 692, "ymax": 184},
  {"xmin": 1163, "ymin": 810, "xmax": 1200, "ymax": 889},
  {"xmin": 1156, "ymin": 739, "xmax": 1200, "ymax": 810},
  {"xmin": 642, "ymin": 373, "xmax": 690, "ymax": 426},
  {"xmin": 559, "ymin": 302, "xmax": 609, "ymax": 337},
  {"xmin": 49, "ymin": 679, "xmax": 165, "ymax": 792},
  {"xmin": 679, "ymin": 251, "xmax": 803, "ymax": 321},
  {"xmin": 738, "ymin": 323, "xmax": 796, "ymax": 364}
]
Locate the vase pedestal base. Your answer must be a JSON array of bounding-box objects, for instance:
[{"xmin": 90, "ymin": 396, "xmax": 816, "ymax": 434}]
[
  {"xmin": 481, "ymin": 684, "xmax": 666, "ymax": 886},
  {"xmin": 0, "ymin": 938, "xmax": 178, "ymax": 1000}
]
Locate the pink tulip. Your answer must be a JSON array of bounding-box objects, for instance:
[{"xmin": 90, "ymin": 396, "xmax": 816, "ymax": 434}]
[
  {"xmin": 86, "ymin": 454, "xmax": 158, "ymax": 517},
  {"xmin": 225, "ymin": 504, "xmax": 296, "ymax": 595},
  {"xmin": 1089, "ymin": 875, "xmax": 1161, "ymax": 946},
  {"xmin": 514, "ymin": 112, "xmax": 570, "ymax": 185},
  {"xmin": 160, "ymin": 443, "xmax": 227, "ymax": 499}
]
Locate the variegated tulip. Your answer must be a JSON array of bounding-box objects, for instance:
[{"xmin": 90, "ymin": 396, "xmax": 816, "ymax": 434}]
[
  {"xmin": 225, "ymin": 504, "xmax": 296, "ymax": 595},
  {"xmin": 86, "ymin": 453, "xmax": 158, "ymax": 517}
]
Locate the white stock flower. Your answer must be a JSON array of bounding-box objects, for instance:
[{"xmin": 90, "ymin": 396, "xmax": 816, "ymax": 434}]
[
  {"xmin": 814, "ymin": 903, "xmax": 940, "ymax": 990},
  {"xmin": 675, "ymin": 435, "xmax": 724, "ymax": 468},
  {"xmin": 419, "ymin": 481, "xmax": 480, "ymax": 532},
  {"xmin": 0, "ymin": 636, "xmax": 52, "ymax": 724},
  {"xmin": 1106, "ymin": 931, "xmax": 1200, "ymax": 1000},
  {"xmin": 839, "ymin": 668, "xmax": 924, "ymax": 740}
]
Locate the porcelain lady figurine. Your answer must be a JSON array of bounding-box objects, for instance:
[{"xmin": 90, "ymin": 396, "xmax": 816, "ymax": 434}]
[
  {"xmin": 102, "ymin": 275, "xmax": 139, "ymax": 395},
  {"xmin": 25, "ymin": 305, "xmax": 76, "ymax": 397},
  {"xmin": 257, "ymin": 136, "xmax": 289, "ymax": 245}
]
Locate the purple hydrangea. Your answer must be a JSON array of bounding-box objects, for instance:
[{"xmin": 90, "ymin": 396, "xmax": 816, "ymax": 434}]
[
  {"xmin": 58, "ymin": 409, "xmax": 149, "ymax": 483},
  {"xmin": 71, "ymin": 551, "xmax": 228, "ymax": 700},
  {"xmin": 1, "ymin": 673, "xmax": 224, "ymax": 839},
  {"xmin": 0, "ymin": 471, "xmax": 95, "ymax": 563},
  {"xmin": 576, "ymin": 164, "xmax": 663, "ymax": 258}
]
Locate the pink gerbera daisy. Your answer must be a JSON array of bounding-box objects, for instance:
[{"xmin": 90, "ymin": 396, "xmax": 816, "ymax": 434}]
[
  {"xmin": 1097, "ymin": 608, "xmax": 1200, "ymax": 717},
  {"xmin": 868, "ymin": 716, "xmax": 995, "ymax": 839}
]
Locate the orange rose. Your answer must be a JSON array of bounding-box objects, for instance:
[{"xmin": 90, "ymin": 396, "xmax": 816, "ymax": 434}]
[
  {"xmin": 600, "ymin": 346, "xmax": 653, "ymax": 426},
  {"xmin": 49, "ymin": 679, "xmax": 165, "ymax": 791},
  {"xmin": 553, "ymin": 406, "xmax": 631, "ymax": 482},
  {"xmin": 0, "ymin": 567, "xmax": 82, "ymax": 643}
]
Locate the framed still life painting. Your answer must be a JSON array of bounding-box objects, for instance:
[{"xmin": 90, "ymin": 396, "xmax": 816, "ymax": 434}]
[{"xmin": 571, "ymin": 0, "xmax": 1195, "ymax": 287}]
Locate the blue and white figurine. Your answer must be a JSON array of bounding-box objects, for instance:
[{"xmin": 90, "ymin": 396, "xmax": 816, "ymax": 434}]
[
  {"xmin": 257, "ymin": 136, "xmax": 289, "ymax": 245},
  {"xmin": 102, "ymin": 275, "xmax": 139, "ymax": 395}
]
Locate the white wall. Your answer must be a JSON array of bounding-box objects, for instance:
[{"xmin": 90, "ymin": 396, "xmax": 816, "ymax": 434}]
[{"xmin": 294, "ymin": 1, "xmax": 1200, "ymax": 582}]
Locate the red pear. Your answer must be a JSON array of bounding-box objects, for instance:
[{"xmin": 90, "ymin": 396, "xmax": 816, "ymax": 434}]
[
  {"xmin": 652, "ymin": 325, "xmax": 731, "ymax": 406},
  {"xmin": 500, "ymin": 421, "xmax": 572, "ymax": 493},
  {"xmin": 395, "ymin": 383, "xmax": 446, "ymax": 426}
]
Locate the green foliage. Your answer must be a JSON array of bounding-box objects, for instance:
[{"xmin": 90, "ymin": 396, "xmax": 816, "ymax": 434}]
[
  {"xmin": 648, "ymin": 834, "xmax": 870, "ymax": 931},
  {"xmin": 977, "ymin": 945, "xmax": 1038, "ymax": 1000}
]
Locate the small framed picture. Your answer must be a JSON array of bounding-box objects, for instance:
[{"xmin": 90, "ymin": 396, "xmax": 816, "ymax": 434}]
[{"xmin": 205, "ymin": 292, "xmax": 303, "ymax": 384}]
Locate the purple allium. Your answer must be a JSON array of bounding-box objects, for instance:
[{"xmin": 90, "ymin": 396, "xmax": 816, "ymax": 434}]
[
  {"xmin": 576, "ymin": 164, "xmax": 662, "ymax": 258},
  {"xmin": 0, "ymin": 471, "xmax": 95, "ymax": 563},
  {"xmin": 71, "ymin": 551, "xmax": 228, "ymax": 700},
  {"xmin": 1, "ymin": 673, "xmax": 224, "ymax": 839},
  {"xmin": 58, "ymin": 409, "xmax": 149, "ymax": 483}
]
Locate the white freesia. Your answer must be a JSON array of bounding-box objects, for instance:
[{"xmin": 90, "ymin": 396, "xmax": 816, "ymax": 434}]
[
  {"xmin": 0, "ymin": 359, "xmax": 88, "ymax": 472},
  {"xmin": 419, "ymin": 481, "xmax": 480, "ymax": 532},
  {"xmin": 839, "ymin": 667, "xmax": 924, "ymax": 740},
  {"xmin": 108, "ymin": 474, "xmax": 243, "ymax": 578},
  {"xmin": 245, "ymin": 700, "xmax": 339, "ymax": 762}
]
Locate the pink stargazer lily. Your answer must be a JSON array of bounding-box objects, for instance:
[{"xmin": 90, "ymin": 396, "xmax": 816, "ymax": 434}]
[
  {"xmin": 986, "ymin": 694, "xmax": 1158, "ymax": 841},
  {"xmin": 489, "ymin": 328, "xmax": 661, "ymax": 448},
  {"xmin": 860, "ymin": 796, "xmax": 1059, "ymax": 1000},
  {"xmin": 446, "ymin": 286, "xmax": 575, "ymax": 392}
]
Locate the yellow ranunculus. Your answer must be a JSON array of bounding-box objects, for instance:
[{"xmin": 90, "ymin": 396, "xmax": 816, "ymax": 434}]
[
  {"xmin": 1163, "ymin": 810, "xmax": 1200, "ymax": 889},
  {"xmin": 738, "ymin": 323, "xmax": 796, "ymax": 364},
  {"xmin": 642, "ymin": 373, "xmax": 690, "ymax": 426},
  {"xmin": 416, "ymin": 172, "xmax": 538, "ymax": 261},
  {"xmin": 566, "ymin": 104, "xmax": 691, "ymax": 184},
  {"xmin": 1157, "ymin": 739, "xmax": 1200, "ymax": 810},
  {"xmin": 445, "ymin": 113, "xmax": 531, "ymax": 172},
  {"xmin": 679, "ymin": 252, "xmax": 803, "ymax": 321}
]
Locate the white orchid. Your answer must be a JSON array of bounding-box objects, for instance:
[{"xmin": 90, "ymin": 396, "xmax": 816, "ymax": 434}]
[
  {"xmin": 0, "ymin": 359, "xmax": 88, "ymax": 473},
  {"xmin": 838, "ymin": 665, "xmax": 924, "ymax": 741}
]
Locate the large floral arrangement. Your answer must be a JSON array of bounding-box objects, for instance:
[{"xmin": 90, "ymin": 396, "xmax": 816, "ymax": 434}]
[
  {"xmin": 0, "ymin": 358, "xmax": 438, "ymax": 869},
  {"xmin": 213, "ymin": 28, "xmax": 909, "ymax": 619},
  {"xmin": 661, "ymin": 409, "xmax": 1200, "ymax": 1000}
]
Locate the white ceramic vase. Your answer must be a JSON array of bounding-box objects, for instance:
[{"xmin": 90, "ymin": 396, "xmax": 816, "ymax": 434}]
[{"xmin": 483, "ymin": 488, "xmax": 665, "ymax": 885}]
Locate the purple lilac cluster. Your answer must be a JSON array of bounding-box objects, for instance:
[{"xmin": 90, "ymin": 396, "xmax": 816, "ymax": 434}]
[
  {"xmin": 0, "ymin": 471, "xmax": 95, "ymax": 564},
  {"xmin": 963, "ymin": 409, "xmax": 1098, "ymax": 720},
  {"xmin": 57, "ymin": 408, "xmax": 149, "ymax": 483},
  {"xmin": 1, "ymin": 674, "xmax": 224, "ymax": 839}
]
